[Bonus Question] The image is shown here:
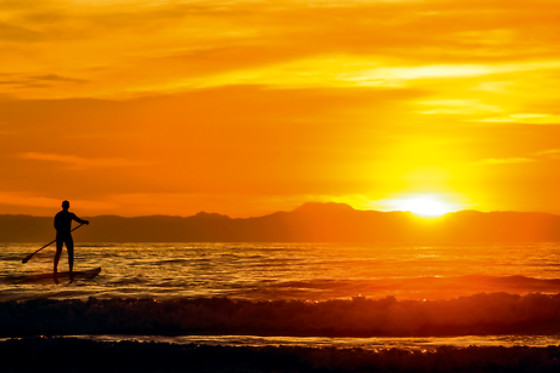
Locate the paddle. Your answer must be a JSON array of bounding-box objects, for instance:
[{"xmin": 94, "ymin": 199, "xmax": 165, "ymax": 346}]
[{"xmin": 22, "ymin": 223, "xmax": 85, "ymax": 264}]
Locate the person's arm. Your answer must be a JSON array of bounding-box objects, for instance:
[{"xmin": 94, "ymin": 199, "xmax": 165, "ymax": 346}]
[{"xmin": 71, "ymin": 213, "xmax": 89, "ymax": 225}]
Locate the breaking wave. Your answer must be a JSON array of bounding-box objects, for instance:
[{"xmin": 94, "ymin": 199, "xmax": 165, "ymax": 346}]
[{"xmin": 2, "ymin": 292, "xmax": 560, "ymax": 337}]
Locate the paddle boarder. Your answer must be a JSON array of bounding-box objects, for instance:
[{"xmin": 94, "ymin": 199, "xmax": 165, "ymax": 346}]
[{"xmin": 54, "ymin": 200, "xmax": 89, "ymax": 283}]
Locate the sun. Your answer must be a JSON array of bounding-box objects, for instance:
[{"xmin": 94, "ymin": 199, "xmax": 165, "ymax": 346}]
[{"xmin": 387, "ymin": 194, "xmax": 458, "ymax": 217}]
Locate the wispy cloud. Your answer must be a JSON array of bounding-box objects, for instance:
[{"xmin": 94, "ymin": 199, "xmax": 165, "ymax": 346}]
[
  {"xmin": 416, "ymin": 99, "xmax": 501, "ymax": 116},
  {"xmin": 534, "ymin": 149, "xmax": 560, "ymax": 156},
  {"xmin": 2, "ymin": 0, "xmax": 560, "ymax": 98},
  {"xmin": 0, "ymin": 22, "xmax": 42, "ymax": 42},
  {"xmin": 475, "ymin": 157, "xmax": 536, "ymax": 166},
  {"xmin": 0, "ymin": 73, "xmax": 87, "ymax": 90},
  {"xmin": 0, "ymin": 190, "xmax": 116, "ymax": 211},
  {"xmin": 0, "ymin": 190, "xmax": 58, "ymax": 208},
  {"xmin": 475, "ymin": 113, "xmax": 560, "ymax": 125},
  {"xmin": 533, "ymin": 149, "xmax": 560, "ymax": 160},
  {"xmin": 19, "ymin": 152, "xmax": 154, "ymax": 169},
  {"xmin": 475, "ymin": 147, "xmax": 560, "ymax": 166}
]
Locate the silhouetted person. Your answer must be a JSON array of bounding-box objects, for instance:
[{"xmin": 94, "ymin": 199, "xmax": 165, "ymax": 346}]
[{"xmin": 54, "ymin": 200, "xmax": 89, "ymax": 283}]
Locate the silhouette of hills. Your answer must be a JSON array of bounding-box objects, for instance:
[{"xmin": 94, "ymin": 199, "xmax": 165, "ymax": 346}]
[{"xmin": 1, "ymin": 202, "xmax": 560, "ymax": 243}]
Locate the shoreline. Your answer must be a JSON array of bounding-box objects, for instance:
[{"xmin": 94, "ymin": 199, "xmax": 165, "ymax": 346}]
[
  {"xmin": 1, "ymin": 337, "xmax": 559, "ymax": 373},
  {"xmin": 4, "ymin": 333, "xmax": 560, "ymax": 350}
]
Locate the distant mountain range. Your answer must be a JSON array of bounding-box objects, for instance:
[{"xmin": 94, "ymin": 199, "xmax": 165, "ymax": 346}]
[{"xmin": 2, "ymin": 202, "xmax": 560, "ymax": 243}]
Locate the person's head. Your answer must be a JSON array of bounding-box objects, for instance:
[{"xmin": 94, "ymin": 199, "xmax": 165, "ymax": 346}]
[{"xmin": 62, "ymin": 200, "xmax": 70, "ymax": 210}]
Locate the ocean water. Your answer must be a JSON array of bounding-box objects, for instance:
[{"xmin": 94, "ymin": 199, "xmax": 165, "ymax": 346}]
[
  {"xmin": 1, "ymin": 242, "xmax": 560, "ymax": 350},
  {"xmin": 2, "ymin": 242, "xmax": 560, "ymax": 301}
]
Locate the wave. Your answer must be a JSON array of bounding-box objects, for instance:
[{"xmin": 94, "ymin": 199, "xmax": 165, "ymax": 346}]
[
  {"xmin": 264, "ymin": 275, "xmax": 560, "ymax": 289},
  {"xmin": 462, "ymin": 274, "xmax": 560, "ymax": 289},
  {"xmin": 1, "ymin": 337, "xmax": 560, "ymax": 373},
  {"xmin": 151, "ymin": 258, "xmax": 192, "ymax": 265},
  {"xmin": 2, "ymin": 292, "xmax": 560, "ymax": 338},
  {"xmin": 231, "ymin": 275, "xmax": 560, "ymax": 301},
  {"xmin": 258, "ymin": 274, "xmax": 560, "ymax": 296}
]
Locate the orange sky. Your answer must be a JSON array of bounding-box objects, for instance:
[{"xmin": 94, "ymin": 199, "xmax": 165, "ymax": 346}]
[{"xmin": 1, "ymin": 0, "xmax": 560, "ymax": 217}]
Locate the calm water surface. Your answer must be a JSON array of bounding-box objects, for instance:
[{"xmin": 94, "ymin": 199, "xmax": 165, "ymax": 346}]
[{"xmin": 1, "ymin": 242, "xmax": 559, "ymax": 301}]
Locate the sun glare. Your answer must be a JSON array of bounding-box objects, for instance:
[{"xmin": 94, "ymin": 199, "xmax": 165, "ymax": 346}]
[{"xmin": 388, "ymin": 195, "xmax": 457, "ymax": 217}]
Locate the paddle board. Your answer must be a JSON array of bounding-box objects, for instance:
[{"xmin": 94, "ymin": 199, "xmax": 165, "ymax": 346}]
[{"xmin": 9, "ymin": 267, "xmax": 101, "ymax": 283}]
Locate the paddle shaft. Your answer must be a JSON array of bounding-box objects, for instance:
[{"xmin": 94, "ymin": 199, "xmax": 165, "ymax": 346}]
[{"xmin": 22, "ymin": 223, "xmax": 84, "ymax": 264}]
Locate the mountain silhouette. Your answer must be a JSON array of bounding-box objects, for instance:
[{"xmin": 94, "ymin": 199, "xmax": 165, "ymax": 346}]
[{"xmin": 1, "ymin": 203, "xmax": 560, "ymax": 243}]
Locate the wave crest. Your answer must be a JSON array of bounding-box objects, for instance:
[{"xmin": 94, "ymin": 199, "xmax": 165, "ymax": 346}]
[{"xmin": 2, "ymin": 292, "xmax": 560, "ymax": 337}]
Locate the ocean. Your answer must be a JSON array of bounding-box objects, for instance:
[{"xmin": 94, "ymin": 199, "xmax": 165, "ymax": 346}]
[{"xmin": 1, "ymin": 242, "xmax": 560, "ymax": 372}]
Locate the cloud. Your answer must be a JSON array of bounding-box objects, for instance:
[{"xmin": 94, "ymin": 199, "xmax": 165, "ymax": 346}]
[
  {"xmin": 0, "ymin": 73, "xmax": 87, "ymax": 91},
  {"xmin": 0, "ymin": 190, "xmax": 58, "ymax": 209},
  {"xmin": 0, "ymin": 190, "xmax": 116, "ymax": 213},
  {"xmin": 31, "ymin": 74, "xmax": 87, "ymax": 83},
  {"xmin": 475, "ymin": 113, "xmax": 560, "ymax": 125},
  {"xmin": 0, "ymin": 22, "xmax": 42, "ymax": 42},
  {"xmin": 475, "ymin": 157, "xmax": 535, "ymax": 166},
  {"xmin": 533, "ymin": 149, "xmax": 560, "ymax": 160},
  {"xmin": 474, "ymin": 147, "xmax": 560, "ymax": 166},
  {"xmin": 1, "ymin": 0, "xmax": 560, "ymax": 99},
  {"xmin": 534, "ymin": 149, "xmax": 560, "ymax": 156},
  {"xmin": 416, "ymin": 99, "xmax": 501, "ymax": 116},
  {"xmin": 19, "ymin": 152, "xmax": 154, "ymax": 169}
]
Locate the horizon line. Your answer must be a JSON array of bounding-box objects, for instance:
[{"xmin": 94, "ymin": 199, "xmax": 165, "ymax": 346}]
[{"xmin": 1, "ymin": 202, "xmax": 559, "ymax": 219}]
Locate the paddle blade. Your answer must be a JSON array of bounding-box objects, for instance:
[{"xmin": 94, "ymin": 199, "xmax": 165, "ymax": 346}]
[{"xmin": 22, "ymin": 255, "xmax": 31, "ymax": 264}]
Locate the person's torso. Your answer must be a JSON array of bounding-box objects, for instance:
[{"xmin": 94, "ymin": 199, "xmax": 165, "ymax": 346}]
[{"xmin": 54, "ymin": 210, "xmax": 76, "ymax": 234}]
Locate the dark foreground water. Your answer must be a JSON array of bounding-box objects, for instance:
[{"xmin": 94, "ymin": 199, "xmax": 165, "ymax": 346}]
[{"xmin": 1, "ymin": 337, "xmax": 559, "ymax": 373}]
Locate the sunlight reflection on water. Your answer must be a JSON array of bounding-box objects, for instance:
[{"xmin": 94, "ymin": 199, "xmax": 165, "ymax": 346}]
[{"xmin": 1, "ymin": 242, "xmax": 560, "ymax": 301}]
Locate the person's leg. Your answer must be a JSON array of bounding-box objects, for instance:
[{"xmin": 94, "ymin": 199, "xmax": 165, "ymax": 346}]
[
  {"xmin": 54, "ymin": 237, "xmax": 63, "ymax": 284},
  {"xmin": 66, "ymin": 236, "xmax": 74, "ymax": 282}
]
